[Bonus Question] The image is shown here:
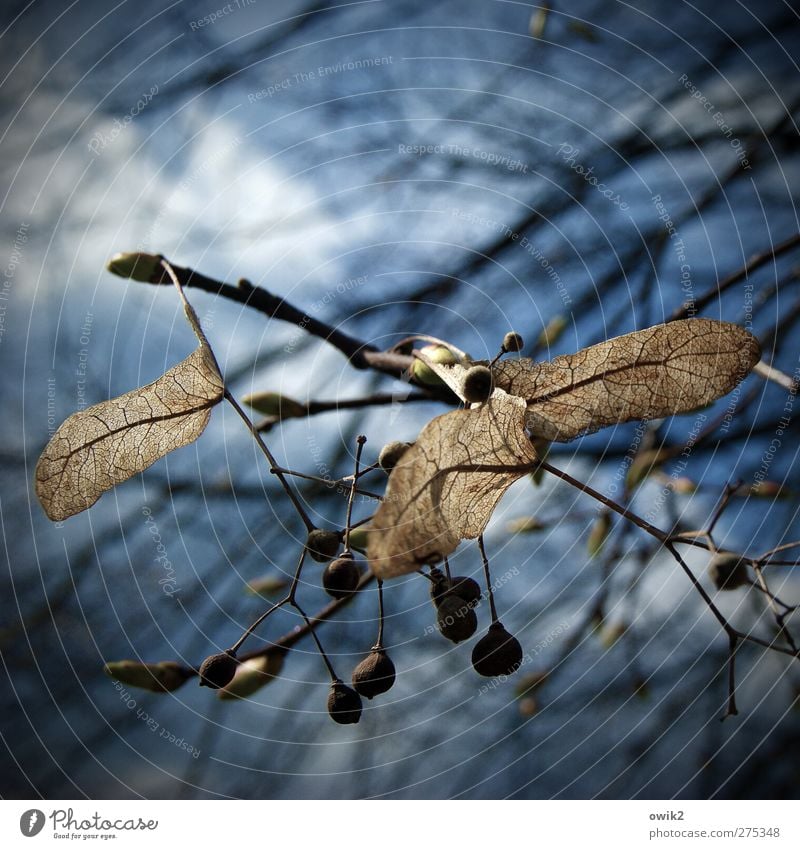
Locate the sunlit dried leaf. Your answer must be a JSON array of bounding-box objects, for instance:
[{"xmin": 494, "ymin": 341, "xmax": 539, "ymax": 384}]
[
  {"xmin": 376, "ymin": 320, "xmax": 757, "ymax": 581},
  {"xmin": 368, "ymin": 394, "xmax": 536, "ymax": 578},
  {"xmin": 36, "ymin": 343, "xmax": 223, "ymax": 521},
  {"xmin": 493, "ymin": 319, "xmax": 759, "ymax": 441}
]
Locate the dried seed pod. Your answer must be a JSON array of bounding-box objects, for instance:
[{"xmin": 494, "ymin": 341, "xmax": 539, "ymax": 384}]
[
  {"xmin": 428, "ymin": 567, "xmax": 451, "ymax": 605},
  {"xmin": 323, "ymin": 554, "xmax": 362, "ymax": 599},
  {"xmin": 306, "ymin": 528, "xmax": 341, "ymax": 563},
  {"xmin": 436, "ymin": 595, "xmax": 478, "ymax": 643},
  {"xmin": 351, "ymin": 649, "xmax": 396, "ymax": 699},
  {"xmin": 708, "ymin": 552, "xmax": 750, "ymax": 590},
  {"xmin": 327, "ymin": 680, "xmax": 362, "ymax": 724},
  {"xmin": 379, "ymin": 441, "xmax": 413, "ymax": 472},
  {"xmin": 471, "ymin": 622, "xmax": 523, "ymax": 677},
  {"xmin": 462, "ymin": 365, "xmax": 494, "ymax": 404},
  {"xmin": 429, "ymin": 571, "xmax": 481, "ymax": 609},
  {"xmin": 446, "ymin": 576, "xmax": 482, "ymax": 607},
  {"xmin": 502, "ymin": 331, "xmax": 524, "ymax": 353},
  {"xmin": 198, "ymin": 651, "xmax": 239, "ymax": 689}
]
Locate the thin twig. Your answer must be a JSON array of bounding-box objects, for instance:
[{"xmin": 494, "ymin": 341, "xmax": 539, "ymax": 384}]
[
  {"xmin": 224, "ymin": 390, "xmax": 314, "ymax": 530},
  {"xmin": 344, "ymin": 436, "xmax": 367, "ymax": 551},
  {"xmin": 255, "ymin": 391, "xmax": 432, "ymax": 429},
  {"xmin": 478, "ymin": 535, "xmax": 499, "ymax": 623},
  {"xmin": 670, "ymin": 231, "xmax": 800, "ymax": 320},
  {"xmin": 375, "ymin": 579, "xmax": 386, "ymax": 649},
  {"xmin": 723, "ymin": 633, "xmax": 739, "ymax": 720},
  {"xmin": 291, "ymin": 599, "xmax": 338, "ymax": 681}
]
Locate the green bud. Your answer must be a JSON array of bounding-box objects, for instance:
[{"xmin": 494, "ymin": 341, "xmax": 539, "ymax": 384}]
[
  {"xmin": 600, "ymin": 622, "xmax": 627, "ymax": 648},
  {"xmin": 567, "ymin": 20, "xmax": 599, "ymax": 42},
  {"xmin": 670, "ymin": 477, "xmax": 697, "ymax": 495},
  {"xmin": 103, "ymin": 660, "xmax": 192, "ymax": 693},
  {"xmin": 506, "ymin": 516, "xmax": 546, "ymax": 534},
  {"xmin": 529, "ymin": 5, "xmax": 549, "ymax": 38},
  {"xmin": 241, "ymin": 391, "xmax": 307, "ymax": 419},
  {"xmin": 529, "ymin": 438, "xmax": 550, "ymax": 486},
  {"xmin": 626, "ymin": 448, "xmax": 669, "ymax": 490},
  {"xmin": 537, "ymin": 315, "xmax": 568, "ymax": 349},
  {"xmin": 347, "ymin": 526, "xmax": 371, "ymax": 551},
  {"xmin": 587, "ymin": 511, "xmax": 612, "ymax": 557},
  {"xmin": 514, "ymin": 670, "xmax": 550, "ymax": 698},
  {"xmin": 217, "ymin": 652, "xmax": 285, "ymax": 700},
  {"xmin": 106, "ymin": 252, "xmax": 164, "ymax": 283},
  {"xmin": 246, "ymin": 575, "xmax": 290, "ymax": 598},
  {"xmin": 748, "ymin": 480, "xmax": 787, "ymax": 498},
  {"xmin": 411, "ymin": 344, "xmax": 458, "ymax": 386}
]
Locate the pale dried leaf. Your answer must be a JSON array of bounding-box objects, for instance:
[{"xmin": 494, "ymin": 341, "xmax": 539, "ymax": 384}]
[
  {"xmin": 368, "ymin": 394, "xmax": 536, "ymax": 578},
  {"xmin": 36, "ymin": 344, "xmax": 224, "ymax": 521},
  {"xmin": 492, "ymin": 319, "xmax": 759, "ymax": 441}
]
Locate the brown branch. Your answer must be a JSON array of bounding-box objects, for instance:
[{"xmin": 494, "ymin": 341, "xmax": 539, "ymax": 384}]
[
  {"xmin": 255, "ymin": 391, "xmax": 432, "ymax": 431},
  {"xmin": 670, "ymin": 231, "xmax": 800, "ymax": 321},
  {"xmin": 240, "ymin": 571, "xmax": 376, "ymax": 662}
]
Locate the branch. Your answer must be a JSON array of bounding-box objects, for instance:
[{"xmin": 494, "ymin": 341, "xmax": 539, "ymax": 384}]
[
  {"xmin": 670, "ymin": 231, "xmax": 800, "ymax": 321},
  {"xmin": 158, "ymin": 265, "xmax": 418, "ymax": 377},
  {"xmin": 255, "ymin": 391, "xmax": 432, "ymax": 431}
]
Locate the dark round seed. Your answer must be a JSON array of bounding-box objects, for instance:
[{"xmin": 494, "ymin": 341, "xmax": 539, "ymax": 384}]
[
  {"xmin": 198, "ymin": 651, "xmax": 239, "ymax": 689},
  {"xmin": 472, "ymin": 622, "xmax": 523, "ymax": 677},
  {"xmin": 323, "ymin": 555, "xmax": 362, "ymax": 599},
  {"xmin": 327, "ymin": 681, "xmax": 363, "ymax": 724},
  {"xmin": 502, "ymin": 331, "xmax": 524, "ymax": 352},
  {"xmin": 351, "ymin": 649, "xmax": 396, "ymax": 699},
  {"xmin": 462, "ymin": 365, "xmax": 494, "ymax": 403},
  {"xmin": 306, "ymin": 529, "xmax": 341, "ymax": 563},
  {"xmin": 436, "ymin": 595, "xmax": 478, "ymax": 643}
]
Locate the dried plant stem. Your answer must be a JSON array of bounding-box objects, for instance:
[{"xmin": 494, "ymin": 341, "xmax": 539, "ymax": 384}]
[
  {"xmin": 477, "ymin": 535, "xmax": 499, "ymax": 623},
  {"xmin": 224, "ymin": 390, "xmax": 314, "ymax": 531},
  {"xmin": 344, "ymin": 435, "xmax": 367, "ymax": 551},
  {"xmin": 291, "ymin": 599, "xmax": 339, "ymax": 681},
  {"xmin": 670, "ymin": 231, "xmax": 800, "ymax": 321},
  {"xmin": 375, "ymin": 579, "xmax": 386, "ymax": 648}
]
